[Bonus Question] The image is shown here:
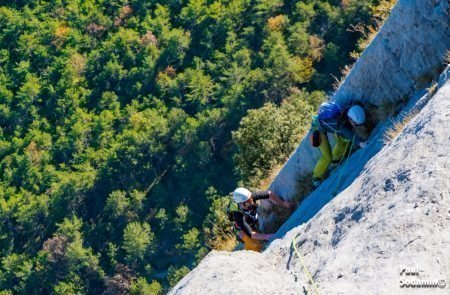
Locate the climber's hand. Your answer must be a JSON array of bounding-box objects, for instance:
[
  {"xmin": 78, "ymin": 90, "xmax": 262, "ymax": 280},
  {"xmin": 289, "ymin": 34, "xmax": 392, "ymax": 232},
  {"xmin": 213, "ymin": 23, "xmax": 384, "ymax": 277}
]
[
  {"xmin": 264, "ymin": 234, "xmax": 274, "ymax": 241},
  {"xmin": 359, "ymin": 141, "xmax": 369, "ymax": 149},
  {"xmin": 283, "ymin": 200, "xmax": 295, "ymax": 209}
]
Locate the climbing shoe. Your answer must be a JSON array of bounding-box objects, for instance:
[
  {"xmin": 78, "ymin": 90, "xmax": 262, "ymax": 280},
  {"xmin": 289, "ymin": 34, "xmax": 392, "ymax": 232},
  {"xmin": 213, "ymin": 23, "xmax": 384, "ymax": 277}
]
[
  {"xmin": 328, "ymin": 160, "xmax": 340, "ymax": 172},
  {"xmin": 312, "ymin": 178, "xmax": 322, "ymax": 190}
]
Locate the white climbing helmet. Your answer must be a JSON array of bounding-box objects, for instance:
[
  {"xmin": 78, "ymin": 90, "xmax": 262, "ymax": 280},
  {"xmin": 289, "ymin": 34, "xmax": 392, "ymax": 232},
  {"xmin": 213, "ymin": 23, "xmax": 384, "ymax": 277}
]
[
  {"xmin": 232, "ymin": 187, "xmax": 251, "ymax": 203},
  {"xmin": 347, "ymin": 105, "xmax": 366, "ymax": 125}
]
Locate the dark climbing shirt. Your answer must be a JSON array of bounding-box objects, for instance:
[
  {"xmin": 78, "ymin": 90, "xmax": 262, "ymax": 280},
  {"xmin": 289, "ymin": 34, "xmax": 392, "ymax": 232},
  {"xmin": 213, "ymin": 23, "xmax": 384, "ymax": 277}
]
[
  {"xmin": 251, "ymin": 190, "xmax": 270, "ymax": 201},
  {"xmin": 231, "ymin": 211, "xmax": 252, "ymax": 237},
  {"xmin": 231, "ymin": 190, "xmax": 270, "ymax": 237},
  {"xmin": 318, "ymin": 115, "xmax": 365, "ymax": 145}
]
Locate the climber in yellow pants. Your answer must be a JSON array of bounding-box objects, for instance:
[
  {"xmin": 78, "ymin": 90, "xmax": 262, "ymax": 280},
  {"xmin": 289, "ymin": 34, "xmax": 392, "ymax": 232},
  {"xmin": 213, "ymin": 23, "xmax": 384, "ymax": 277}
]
[
  {"xmin": 310, "ymin": 102, "xmax": 369, "ymax": 189},
  {"xmin": 313, "ymin": 133, "xmax": 350, "ymax": 181}
]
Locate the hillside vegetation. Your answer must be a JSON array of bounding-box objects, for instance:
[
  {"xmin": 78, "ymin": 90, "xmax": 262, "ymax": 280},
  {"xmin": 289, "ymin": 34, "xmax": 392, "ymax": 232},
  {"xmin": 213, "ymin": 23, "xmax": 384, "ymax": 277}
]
[{"xmin": 0, "ymin": 0, "xmax": 392, "ymax": 293}]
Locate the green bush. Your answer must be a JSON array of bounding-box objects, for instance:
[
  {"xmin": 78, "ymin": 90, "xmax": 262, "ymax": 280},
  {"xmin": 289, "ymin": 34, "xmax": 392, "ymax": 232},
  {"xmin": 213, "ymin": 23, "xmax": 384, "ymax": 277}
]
[
  {"xmin": 167, "ymin": 265, "xmax": 190, "ymax": 288},
  {"xmin": 233, "ymin": 90, "xmax": 324, "ymax": 184}
]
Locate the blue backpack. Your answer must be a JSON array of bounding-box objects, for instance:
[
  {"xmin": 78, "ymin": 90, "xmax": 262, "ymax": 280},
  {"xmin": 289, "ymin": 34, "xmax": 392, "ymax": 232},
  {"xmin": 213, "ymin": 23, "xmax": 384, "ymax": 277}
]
[{"xmin": 317, "ymin": 101, "xmax": 342, "ymax": 121}]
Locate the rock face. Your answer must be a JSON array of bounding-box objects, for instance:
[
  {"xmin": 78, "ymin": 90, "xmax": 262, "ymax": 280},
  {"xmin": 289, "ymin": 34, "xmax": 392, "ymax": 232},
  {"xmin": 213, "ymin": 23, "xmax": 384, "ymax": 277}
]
[
  {"xmin": 334, "ymin": 0, "xmax": 449, "ymax": 106},
  {"xmin": 168, "ymin": 251, "xmax": 298, "ymax": 295},
  {"xmin": 169, "ymin": 0, "xmax": 450, "ymax": 294},
  {"xmin": 265, "ymin": 71, "xmax": 450, "ymax": 294},
  {"xmin": 260, "ymin": 0, "xmax": 449, "ymax": 231},
  {"xmin": 170, "ymin": 67, "xmax": 450, "ymax": 295}
]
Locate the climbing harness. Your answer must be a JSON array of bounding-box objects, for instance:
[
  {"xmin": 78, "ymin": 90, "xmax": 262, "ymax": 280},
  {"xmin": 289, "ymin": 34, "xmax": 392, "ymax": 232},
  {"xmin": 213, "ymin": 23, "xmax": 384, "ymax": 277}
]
[{"xmin": 292, "ymin": 235, "xmax": 320, "ymax": 295}]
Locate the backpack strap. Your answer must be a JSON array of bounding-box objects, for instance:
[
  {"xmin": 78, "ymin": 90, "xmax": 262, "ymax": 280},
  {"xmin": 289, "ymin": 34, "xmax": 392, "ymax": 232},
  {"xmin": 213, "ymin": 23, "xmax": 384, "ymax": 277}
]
[{"xmin": 311, "ymin": 115, "xmax": 319, "ymax": 131}]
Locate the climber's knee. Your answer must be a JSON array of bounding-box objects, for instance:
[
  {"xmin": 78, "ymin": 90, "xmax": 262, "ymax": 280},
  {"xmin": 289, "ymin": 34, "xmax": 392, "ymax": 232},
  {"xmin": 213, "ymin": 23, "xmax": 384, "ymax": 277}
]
[
  {"xmin": 318, "ymin": 133, "xmax": 332, "ymax": 161},
  {"xmin": 332, "ymin": 136, "xmax": 350, "ymax": 162},
  {"xmin": 313, "ymin": 133, "xmax": 332, "ymax": 179},
  {"xmin": 242, "ymin": 233, "xmax": 264, "ymax": 252}
]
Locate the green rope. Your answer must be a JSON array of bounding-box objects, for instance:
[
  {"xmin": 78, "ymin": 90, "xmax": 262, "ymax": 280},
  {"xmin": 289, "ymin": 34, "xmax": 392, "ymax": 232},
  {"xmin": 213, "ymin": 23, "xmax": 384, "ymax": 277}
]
[{"xmin": 292, "ymin": 235, "xmax": 320, "ymax": 295}]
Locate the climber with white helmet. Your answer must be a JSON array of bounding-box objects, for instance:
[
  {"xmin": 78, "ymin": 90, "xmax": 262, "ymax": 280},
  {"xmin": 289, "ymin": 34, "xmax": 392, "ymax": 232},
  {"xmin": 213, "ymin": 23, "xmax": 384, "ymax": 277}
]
[
  {"xmin": 310, "ymin": 102, "xmax": 370, "ymax": 189},
  {"xmin": 227, "ymin": 187, "xmax": 294, "ymax": 251}
]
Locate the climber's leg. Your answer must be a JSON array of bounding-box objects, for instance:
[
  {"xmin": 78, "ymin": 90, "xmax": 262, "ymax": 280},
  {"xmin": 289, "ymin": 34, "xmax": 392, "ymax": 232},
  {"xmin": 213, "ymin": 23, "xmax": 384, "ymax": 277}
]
[
  {"xmin": 332, "ymin": 135, "xmax": 350, "ymax": 163},
  {"xmin": 313, "ymin": 132, "xmax": 332, "ymax": 180},
  {"xmin": 241, "ymin": 232, "xmax": 264, "ymax": 252}
]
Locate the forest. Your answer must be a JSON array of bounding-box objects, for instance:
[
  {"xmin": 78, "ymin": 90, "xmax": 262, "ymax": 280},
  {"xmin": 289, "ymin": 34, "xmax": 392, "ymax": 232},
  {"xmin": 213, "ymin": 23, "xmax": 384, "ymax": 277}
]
[{"xmin": 0, "ymin": 0, "xmax": 394, "ymax": 293}]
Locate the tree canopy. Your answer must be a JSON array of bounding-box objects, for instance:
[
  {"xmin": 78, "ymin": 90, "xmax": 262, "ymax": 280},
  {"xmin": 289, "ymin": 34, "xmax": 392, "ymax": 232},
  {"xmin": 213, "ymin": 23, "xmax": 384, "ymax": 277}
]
[{"xmin": 0, "ymin": 0, "xmax": 391, "ymax": 292}]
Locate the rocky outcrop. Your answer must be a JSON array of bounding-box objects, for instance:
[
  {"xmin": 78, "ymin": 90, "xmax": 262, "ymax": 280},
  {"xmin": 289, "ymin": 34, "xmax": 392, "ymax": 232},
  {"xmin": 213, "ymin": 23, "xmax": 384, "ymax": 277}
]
[
  {"xmin": 261, "ymin": 0, "xmax": 449, "ymax": 231},
  {"xmin": 265, "ymin": 68, "xmax": 450, "ymax": 293},
  {"xmin": 170, "ymin": 0, "xmax": 450, "ymax": 294},
  {"xmin": 168, "ymin": 251, "xmax": 298, "ymax": 294},
  {"xmin": 170, "ymin": 65, "xmax": 450, "ymax": 295}
]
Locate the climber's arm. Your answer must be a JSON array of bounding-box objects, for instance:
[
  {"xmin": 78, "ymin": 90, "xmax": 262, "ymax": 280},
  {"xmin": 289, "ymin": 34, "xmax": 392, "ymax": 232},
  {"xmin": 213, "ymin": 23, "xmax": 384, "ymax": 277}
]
[
  {"xmin": 252, "ymin": 190, "xmax": 293, "ymax": 208},
  {"xmin": 243, "ymin": 218, "xmax": 272, "ymax": 241},
  {"xmin": 268, "ymin": 191, "xmax": 295, "ymax": 209},
  {"xmin": 250, "ymin": 231, "xmax": 273, "ymax": 241}
]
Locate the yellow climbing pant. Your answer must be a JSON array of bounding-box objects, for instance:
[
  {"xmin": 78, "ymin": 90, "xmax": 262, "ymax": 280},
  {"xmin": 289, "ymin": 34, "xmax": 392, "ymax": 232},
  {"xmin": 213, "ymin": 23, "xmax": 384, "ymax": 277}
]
[
  {"xmin": 241, "ymin": 233, "xmax": 264, "ymax": 252},
  {"xmin": 313, "ymin": 133, "xmax": 350, "ymax": 180}
]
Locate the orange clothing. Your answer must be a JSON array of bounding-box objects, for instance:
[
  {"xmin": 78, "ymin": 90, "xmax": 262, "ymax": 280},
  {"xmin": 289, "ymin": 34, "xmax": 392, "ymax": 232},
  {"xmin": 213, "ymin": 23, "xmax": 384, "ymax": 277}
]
[{"xmin": 240, "ymin": 232, "xmax": 264, "ymax": 252}]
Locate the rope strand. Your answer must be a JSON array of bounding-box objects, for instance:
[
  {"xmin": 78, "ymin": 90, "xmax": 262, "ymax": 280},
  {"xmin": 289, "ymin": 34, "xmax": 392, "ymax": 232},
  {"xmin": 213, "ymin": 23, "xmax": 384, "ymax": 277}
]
[{"xmin": 292, "ymin": 235, "xmax": 320, "ymax": 295}]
